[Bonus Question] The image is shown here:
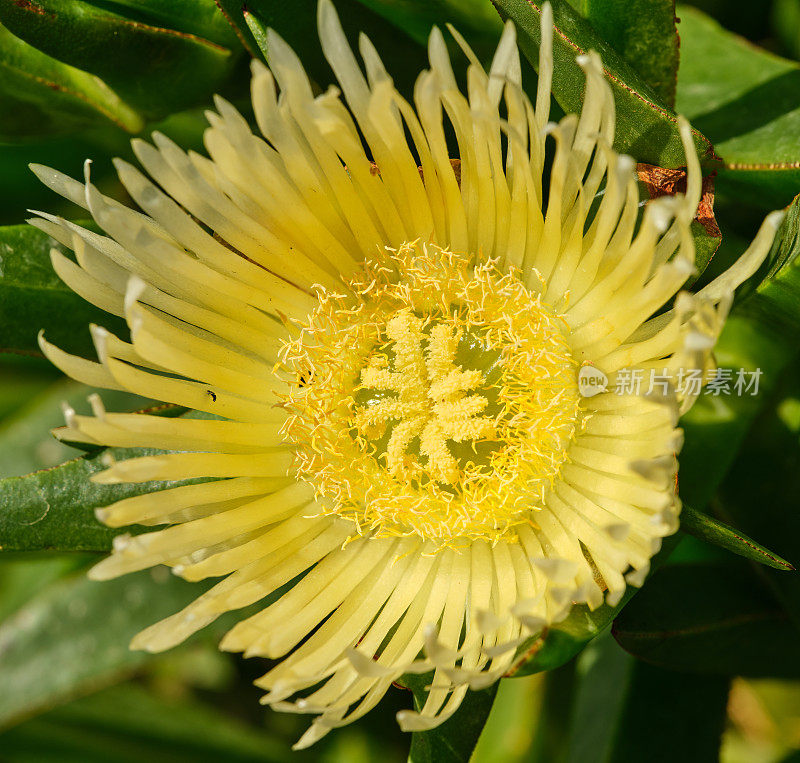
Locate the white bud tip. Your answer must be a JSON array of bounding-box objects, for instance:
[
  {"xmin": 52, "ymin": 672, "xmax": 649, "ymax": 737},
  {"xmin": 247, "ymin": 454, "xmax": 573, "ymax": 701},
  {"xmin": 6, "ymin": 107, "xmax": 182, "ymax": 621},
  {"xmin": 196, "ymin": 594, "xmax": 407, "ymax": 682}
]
[
  {"xmin": 618, "ymin": 155, "xmax": 636, "ymax": 175},
  {"xmin": 60, "ymin": 401, "xmax": 76, "ymax": 428},
  {"xmin": 685, "ymin": 330, "xmax": 716, "ymax": 351},
  {"xmin": 674, "ymin": 257, "xmax": 697, "ymax": 277},
  {"xmin": 124, "ymin": 275, "xmax": 147, "ymax": 314},
  {"xmin": 89, "ymin": 324, "xmax": 109, "ymax": 362},
  {"xmin": 88, "ymin": 393, "xmax": 106, "ymax": 419}
]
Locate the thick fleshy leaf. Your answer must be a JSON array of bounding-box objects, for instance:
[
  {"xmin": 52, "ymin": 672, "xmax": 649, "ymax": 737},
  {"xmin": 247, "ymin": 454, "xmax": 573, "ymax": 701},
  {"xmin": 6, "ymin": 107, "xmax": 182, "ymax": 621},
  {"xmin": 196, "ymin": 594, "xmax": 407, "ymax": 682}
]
[
  {"xmin": 568, "ymin": 0, "xmax": 679, "ymax": 106},
  {"xmin": 354, "ymin": 0, "xmax": 503, "ymax": 62},
  {"xmin": 0, "ymin": 446, "xmax": 193, "ymax": 552},
  {"xmin": 0, "ymin": 568, "xmax": 210, "ymax": 729},
  {"xmin": 774, "ymin": 0, "xmax": 800, "ymax": 60},
  {"xmin": 564, "ymin": 635, "xmax": 730, "ymax": 763},
  {"xmin": 0, "ymin": 355, "xmax": 59, "ymax": 425},
  {"xmin": 491, "ymin": 0, "xmax": 715, "ymax": 167},
  {"xmin": 217, "ymin": 0, "xmax": 429, "ymax": 100},
  {"xmin": 713, "ymin": 364, "xmax": 800, "ymax": 632},
  {"xmin": 97, "ymin": 0, "xmax": 241, "ymax": 47},
  {"xmin": 604, "ymin": 661, "xmax": 730, "ymax": 763},
  {"xmin": 471, "ymin": 676, "xmax": 542, "ymax": 762},
  {"xmin": 0, "ymin": 379, "xmax": 146, "ymax": 479},
  {"xmin": 612, "ymin": 562, "xmax": 800, "ymax": 676},
  {"xmin": 0, "ymin": 224, "xmax": 128, "ymax": 358},
  {"xmin": 0, "ymin": 555, "xmax": 84, "ymax": 623},
  {"xmin": 401, "ymin": 673, "xmax": 497, "ymax": 763},
  {"xmin": 0, "ymin": 684, "xmax": 293, "ymax": 762},
  {"xmin": 0, "ymin": 23, "xmax": 143, "ymax": 140},
  {"xmin": 680, "ymin": 504, "xmax": 794, "ymax": 571},
  {"xmin": 564, "ymin": 635, "xmax": 632, "ymax": 763},
  {"xmin": 676, "ymin": 6, "xmax": 800, "ymax": 207},
  {"xmin": 0, "ymin": 0, "xmax": 240, "ymax": 120}
]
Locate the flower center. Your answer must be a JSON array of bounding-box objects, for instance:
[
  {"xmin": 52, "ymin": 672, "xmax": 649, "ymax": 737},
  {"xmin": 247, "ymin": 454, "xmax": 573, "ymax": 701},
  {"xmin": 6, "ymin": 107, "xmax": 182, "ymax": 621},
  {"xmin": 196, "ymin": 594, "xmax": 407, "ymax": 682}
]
[
  {"xmin": 354, "ymin": 312, "xmax": 495, "ymax": 485},
  {"xmin": 279, "ymin": 242, "xmax": 584, "ymax": 545}
]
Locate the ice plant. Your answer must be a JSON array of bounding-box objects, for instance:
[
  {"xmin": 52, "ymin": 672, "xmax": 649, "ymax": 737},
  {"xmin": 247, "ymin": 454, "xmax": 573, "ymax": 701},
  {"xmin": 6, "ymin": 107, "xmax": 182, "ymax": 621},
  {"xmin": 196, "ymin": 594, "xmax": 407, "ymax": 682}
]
[{"xmin": 30, "ymin": 0, "xmax": 782, "ymax": 748}]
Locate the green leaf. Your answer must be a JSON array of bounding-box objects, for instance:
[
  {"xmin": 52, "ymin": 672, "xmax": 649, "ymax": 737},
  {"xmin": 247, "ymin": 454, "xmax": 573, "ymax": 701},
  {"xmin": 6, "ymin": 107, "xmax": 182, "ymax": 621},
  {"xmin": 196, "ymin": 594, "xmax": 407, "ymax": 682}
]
[
  {"xmin": 0, "ymin": 683, "xmax": 293, "ymax": 762},
  {"xmin": 471, "ymin": 675, "xmax": 543, "ymax": 763},
  {"xmin": 0, "ymin": 554, "xmax": 84, "ymax": 623},
  {"xmin": 0, "ymin": 379, "xmax": 145, "ymax": 479},
  {"xmin": 0, "ymin": 355, "xmax": 59, "ymax": 424},
  {"xmin": 612, "ymin": 562, "xmax": 800, "ymax": 676},
  {"xmin": 218, "ymin": 0, "xmax": 429, "ymax": 101},
  {"xmin": 712, "ymin": 360, "xmax": 800, "ymax": 632},
  {"xmin": 676, "ymin": 5, "xmax": 800, "ymax": 207},
  {"xmin": 0, "ymin": 0, "xmax": 240, "ymax": 121},
  {"xmin": 353, "ymin": 0, "xmax": 504, "ymax": 63},
  {"xmin": 564, "ymin": 634, "xmax": 631, "ymax": 763},
  {"xmin": 737, "ymin": 192, "xmax": 800, "ymax": 327},
  {"xmin": 773, "ymin": 0, "xmax": 800, "ymax": 61},
  {"xmin": 491, "ymin": 0, "xmax": 715, "ymax": 167},
  {"xmin": 402, "ymin": 673, "xmax": 497, "ymax": 763},
  {"xmin": 568, "ymin": 0, "xmax": 679, "ymax": 106},
  {"xmin": 563, "ymin": 633, "xmax": 730, "ymax": 763},
  {"xmin": 0, "ymin": 223, "xmax": 128, "ymax": 358},
  {"xmin": 98, "ymin": 0, "xmax": 241, "ymax": 48},
  {"xmin": 680, "ymin": 504, "xmax": 795, "ymax": 571},
  {"xmin": 529, "ymin": 661, "xmax": 575, "ymax": 763},
  {"xmin": 0, "ymin": 446, "xmax": 193, "ymax": 552},
  {"xmin": 0, "ymin": 568, "xmax": 205, "ymax": 728},
  {"xmin": 604, "ymin": 661, "xmax": 730, "ymax": 763},
  {"xmin": 0, "ymin": 22, "xmax": 143, "ymax": 139}
]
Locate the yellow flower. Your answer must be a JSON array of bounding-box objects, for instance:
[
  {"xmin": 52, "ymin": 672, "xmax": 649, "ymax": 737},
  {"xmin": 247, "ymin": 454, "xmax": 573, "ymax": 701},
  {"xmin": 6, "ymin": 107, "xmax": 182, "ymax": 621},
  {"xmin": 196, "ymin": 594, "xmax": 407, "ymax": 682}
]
[{"xmin": 31, "ymin": 0, "xmax": 782, "ymax": 748}]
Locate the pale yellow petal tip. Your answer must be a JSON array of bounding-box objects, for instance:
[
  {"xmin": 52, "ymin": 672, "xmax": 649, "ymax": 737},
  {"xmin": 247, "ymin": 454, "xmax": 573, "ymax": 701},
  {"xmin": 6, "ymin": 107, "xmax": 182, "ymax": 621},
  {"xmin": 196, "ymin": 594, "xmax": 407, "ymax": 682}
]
[
  {"xmin": 36, "ymin": 328, "xmax": 48, "ymax": 354},
  {"xmin": 218, "ymin": 632, "xmax": 242, "ymax": 653},
  {"xmin": 50, "ymin": 424, "xmax": 71, "ymax": 442},
  {"xmin": 128, "ymin": 634, "xmax": 151, "ymax": 652},
  {"xmin": 396, "ymin": 709, "xmax": 444, "ymax": 733},
  {"xmin": 575, "ymin": 50, "xmax": 602, "ymax": 71},
  {"xmin": 129, "ymin": 625, "xmax": 170, "ymax": 653},
  {"xmin": 87, "ymin": 557, "xmax": 116, "ymax": 581},
  {"xmin": 292, "ymin": 722, "xmax": 331, "ymax": 751},
  {"xmin": 29, "ymin": 163, "xmax": 52, "ymax": 182},
  {"xmin": 768, "ymin": 208, "xmax": 788, "ymax": 230},
  {"xmin": 250, "ymin": 57, "xmax": 269, "ymax": 77},
  {"xmin": 317, "ymin": 0, "xmax": 336, "ymax": 25},
  {"xmin": 541, "ymin": 1, "xmax": 553, "ymax": 26}
]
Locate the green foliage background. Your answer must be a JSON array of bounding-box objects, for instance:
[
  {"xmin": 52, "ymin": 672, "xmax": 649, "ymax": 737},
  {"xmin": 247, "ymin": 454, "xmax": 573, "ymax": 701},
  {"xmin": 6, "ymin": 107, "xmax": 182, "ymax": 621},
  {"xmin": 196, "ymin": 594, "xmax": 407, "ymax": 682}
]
[{"xmin": 1, "ymin": 0, "xmax": 800, "ymax": 760}]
